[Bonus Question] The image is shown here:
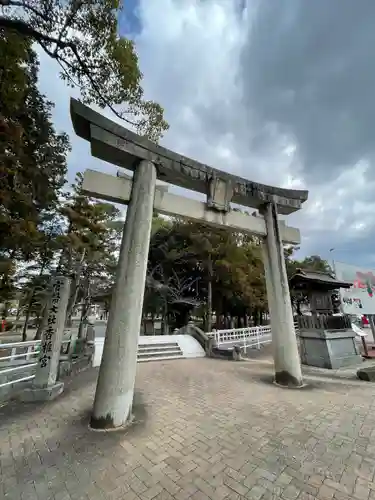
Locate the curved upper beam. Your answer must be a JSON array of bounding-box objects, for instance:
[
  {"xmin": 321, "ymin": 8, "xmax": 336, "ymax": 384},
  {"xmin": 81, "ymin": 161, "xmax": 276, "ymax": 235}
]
[{"xmin": 70, "ymin": 98, "xmax": 308, "ymax": 215}]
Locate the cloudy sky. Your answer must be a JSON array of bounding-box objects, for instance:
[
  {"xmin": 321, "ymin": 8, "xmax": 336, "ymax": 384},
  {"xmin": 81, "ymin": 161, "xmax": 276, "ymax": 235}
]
[{"xmin": 37, "ymin": 0, "xmax": 375, "ymax": 268}]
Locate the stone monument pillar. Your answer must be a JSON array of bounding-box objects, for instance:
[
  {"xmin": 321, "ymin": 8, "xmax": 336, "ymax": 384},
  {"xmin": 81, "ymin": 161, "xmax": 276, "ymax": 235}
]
[
  {"xmin": 22, "ymin": 276, "xmax": 70, "ymax": 401},
  {"xmin": 90, "ymin": 160, "xmax": 157, "ymax": 430},
  {"xmin": 262, "ymin": 202, "xmax": 303, "ymax": 387}
]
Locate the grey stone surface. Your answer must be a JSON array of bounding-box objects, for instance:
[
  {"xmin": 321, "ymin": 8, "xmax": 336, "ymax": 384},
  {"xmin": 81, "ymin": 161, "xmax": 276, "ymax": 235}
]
[
  {"xmin": 58, "ymin": 356, "xmax": 92, "ymax": 379},
  {"xmin": 91, "ymin": 160, "xmax": 157, "ymax": 430},
  {"xmin": 357, "ymin": 365, "xmax": 375, "ymax": 381},
  {"xmin": 82, "ymin": 169, "xmax": 302, "ymax": 244},
  {"xmin": 262, "ymin": 202, "xmax": 303, "ymax": 387},
  {"xmin": 20, "ymin": 381, "xmax": 64, "ymax": 402},
  {"xmin": 300, "ymin": 328, "xmax": 362, "ymax": 369},
  {"xmin": 70, "ymin": 98, "xmax": 308, "ymax": 215},
  {"xmin": 211, "ymin": 345, "xmax": 242, "ymax": 361},
  {"xmin": 33, "ymin": 276, "xmax": 70, "ymax": 389},
  {"xmin": 2, "ymin": 357, "xmax": 375, "ymax": 500}
]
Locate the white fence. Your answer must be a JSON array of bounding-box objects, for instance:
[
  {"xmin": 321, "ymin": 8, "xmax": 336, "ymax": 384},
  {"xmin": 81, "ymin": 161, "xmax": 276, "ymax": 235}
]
[
  {"xmin": 0, "ymin": 339, "xmax": 72, "ymax": 390},
  {"xmin": 294, "ymin": 320, "xmax": 299, "ymax": 336},
  {"xmin": 207, "ymin": 325, "xmax": 272, "ymax": 352}
]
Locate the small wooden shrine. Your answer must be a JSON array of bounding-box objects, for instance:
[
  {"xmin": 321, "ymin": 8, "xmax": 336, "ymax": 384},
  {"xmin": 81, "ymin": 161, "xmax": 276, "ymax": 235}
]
[
  {"xmin": 289, "ymin": 268, "xmax": 352, "ymax": 315},
  {"xmin": 289, "ymin": 269, "xmax": 361, "ymax": 369}
]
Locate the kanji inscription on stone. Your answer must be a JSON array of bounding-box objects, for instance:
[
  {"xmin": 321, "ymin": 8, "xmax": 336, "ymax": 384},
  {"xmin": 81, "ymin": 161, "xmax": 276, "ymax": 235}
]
[{"xmin": 33, "ymin": 276, "xmax": 70, "ymax": 389}]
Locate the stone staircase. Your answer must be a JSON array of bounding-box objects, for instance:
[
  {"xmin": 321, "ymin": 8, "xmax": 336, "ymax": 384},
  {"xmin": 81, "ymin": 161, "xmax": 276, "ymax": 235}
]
[
  {"xmin": 93, "ymin": 334, "xmax": 205, "ymax": 367},
  {"xmin": 137, "ymin": 341, "xmax": 184, "ymax": 363}
]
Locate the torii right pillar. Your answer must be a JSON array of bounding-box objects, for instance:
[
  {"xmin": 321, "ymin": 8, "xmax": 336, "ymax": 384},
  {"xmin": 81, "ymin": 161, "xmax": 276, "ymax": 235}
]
[{"xmin": 262, "ymin": 201, "xmax": 303, "ymax": 387}]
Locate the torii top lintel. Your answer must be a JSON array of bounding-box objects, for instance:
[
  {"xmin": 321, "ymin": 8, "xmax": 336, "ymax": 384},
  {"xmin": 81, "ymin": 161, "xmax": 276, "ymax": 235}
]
[{"xmin": 70, "ymin": 98, "xmax": 308, "ymax": 215}]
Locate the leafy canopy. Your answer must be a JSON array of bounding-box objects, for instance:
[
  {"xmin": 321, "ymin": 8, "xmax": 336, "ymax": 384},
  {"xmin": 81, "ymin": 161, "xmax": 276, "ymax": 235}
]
[
  {"xmin": 0, "ymin": 28, "xmax": 69, "ymax": 264},
  {"xmin": 147, "ymin": 219, "xmax": 267, "ymax": 320},
  {"xmin": 0, "ymin": 0, "xmax": 168, "ymax": 141}
]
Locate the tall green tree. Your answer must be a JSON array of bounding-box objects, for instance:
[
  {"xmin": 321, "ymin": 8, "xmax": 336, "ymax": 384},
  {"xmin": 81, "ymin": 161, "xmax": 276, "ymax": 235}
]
[
  {"xmin": 0, "ymin": 30, "xmax": 69, "ymax": 258},
  {"xmin": 19, "ymin": 211, "xmax": 66, "ymax": 339},
  {"xmin": 146, "ymin": 220, "xmax": 268, "ymax": 331},
  {"xmin": 0, "ymin": 1, "xmax": 168, "ymax": 140},
  {"xmin": 59, "ymin": 173, "xmax": 122, "ymax": 330},
  {"xmin": 146, "ymin": 217, "xmax": 199, "ymax": 333},
  {"xmin": 285, "ymin": 248, "xmax": 333, "ymax": 315},
  {"xmin": 226, "ymin": 237, "xmax": 266, "ymax": 325},
  {"xmin": 285, "ymin": 247, "xmax": 332, "ymax": 279},
  {"xmin": 174, "ymin": 222, "xmax": 266, "ymax": 330},
  {"xmin": 0, "ymin": 28, "xmax": 69, "ymax": 321},
  {"xmin": 299, "ymin": 255, "xmax": 332, "ymax": 274}
]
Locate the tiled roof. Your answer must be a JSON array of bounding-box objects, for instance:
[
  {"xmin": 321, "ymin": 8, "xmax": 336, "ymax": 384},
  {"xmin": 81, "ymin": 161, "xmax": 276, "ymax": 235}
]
[{"xmin": 290, "ymin": 268, "xmax": 352, "ymax": 289}]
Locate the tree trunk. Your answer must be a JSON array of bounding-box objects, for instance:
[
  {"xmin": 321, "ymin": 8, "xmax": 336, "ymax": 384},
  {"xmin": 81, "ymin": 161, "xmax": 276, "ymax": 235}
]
[
  {"xmin": 22, "ymin": 262, "xmax": 47, "ymax": 341},
  {"xmin": 296, "ymin": 299, "xmax": 302, "ymax": 316},
  {"xmin": 1, "ymin": 300, "xmax": 9, "ymax": 322},
  {"xmin": 65, "ymin": 251, "xmax": 85, "ymax": 328},
  {"xmin": 14, "ymin": 301, "xmax": 22, "ymax": 333},
  {"xmin": 78, "ymin": 277, "xmax": 90, "ymax": 339},
  {"xmin": 0, "ymin": 250, "xmax": 16, "ymax": 329},
  {"xmin": 162, "ymin": 300, "xmax": 169, "ymax": 335},
  {"xmin": 206, "ymin": 255, "xmax": 213, "ymax": 333},
  {"xmin": 56, "ymin": 222, "xmax": 73, "ymax": 273},
  {"xmin": 0, "ymin": 274, "xmax": 11, "ymax": 323},
  {"xmin": 253, "ymin": 309, "xmax": 261, "ymax": 326},
  {"xmin": 65, "ymin": 276, "xmax": 79, "ymax": 328},
  {"xmin": 21, "ymin": 294, "xmax": 32, "ymax": 342}
]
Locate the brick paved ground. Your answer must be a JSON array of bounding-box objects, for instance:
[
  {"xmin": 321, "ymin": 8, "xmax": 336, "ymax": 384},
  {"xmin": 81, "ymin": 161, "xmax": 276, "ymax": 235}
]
[{"xmin": 2, "ymin": 358, "xmax": 375, "ymax": 500}]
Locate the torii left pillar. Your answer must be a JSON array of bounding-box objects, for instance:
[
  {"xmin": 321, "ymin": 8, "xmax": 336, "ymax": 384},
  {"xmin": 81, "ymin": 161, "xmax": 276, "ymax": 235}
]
[
  {"xmin": 90, "ymin": 160, "xmax": 156, "ymax": 430},
  {"xmin": 262, "ymin": 201, "xmax": 303, "ymax": 387}
]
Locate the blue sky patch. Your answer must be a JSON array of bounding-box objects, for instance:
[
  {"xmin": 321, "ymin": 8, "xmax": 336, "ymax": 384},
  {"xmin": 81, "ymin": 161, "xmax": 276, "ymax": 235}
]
[{"xmin": 118, "ymin": 0, "xmax": 141, "ymax": 37}]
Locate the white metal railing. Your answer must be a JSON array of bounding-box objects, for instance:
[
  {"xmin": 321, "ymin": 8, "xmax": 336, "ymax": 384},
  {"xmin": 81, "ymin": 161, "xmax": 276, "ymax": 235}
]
[
  {"xmin": 0, "ymin": 339, "xmax": 72, "ymax": 389},
  {"xmin": 294, "ymin": 320, "xmax": 299, "ymax": 336},
  {"xmin": 207, "ymin": 325, "xmax": 272, "ymax": 352}
]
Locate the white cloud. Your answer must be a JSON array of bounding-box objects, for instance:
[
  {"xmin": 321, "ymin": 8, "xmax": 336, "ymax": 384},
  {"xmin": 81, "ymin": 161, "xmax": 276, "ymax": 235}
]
[{"xmin": 36, "ymin": 0, "xmax": 375, "ymax": 267}]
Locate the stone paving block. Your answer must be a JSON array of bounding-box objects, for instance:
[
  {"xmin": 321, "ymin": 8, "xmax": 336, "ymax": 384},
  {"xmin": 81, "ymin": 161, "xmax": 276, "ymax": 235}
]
[
  {"xmin": 54, "ymin": 491, "xmax": 72, "ymax": 500},
  {"xmin": 255, "ymin": 476, "xmax": 274, "ymax": 491},
  {"xmin": 282, "ymin": 484, "xmax": 301, "ymax": 500},
  {"xmin": 246, "ymin": 485, "xmax": 266, "ymax": 499},
  {"xmin": 297, "ymin": 494, "xmax": 317, "ymax": 500},
  {"xmin": 353, "ymin": 483, "xmax": 370, "ymax": 500},
  {"xmin": 2, "ymin": 360, "xmax": 375, "ymax": 499},
  {"xmin": 291, "ymin": 478, "xmax": 318, "ymax": 497},
  {"xmin": 318, "ymin": 484, "xmax": 337, "ymax": 499},
  {"xmin": 276, "ymin": 472, "xmax": 293, "ymax": 486},
  {"xmin": 152, "ymin": 492, "xmax": 175, "ymax": 500}
]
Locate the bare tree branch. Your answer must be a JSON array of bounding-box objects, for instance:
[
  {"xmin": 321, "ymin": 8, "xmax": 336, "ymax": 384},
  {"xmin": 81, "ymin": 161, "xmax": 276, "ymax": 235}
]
[
  {"xmin": 55, "ymin": 0, "xmax": 83, "ymax": 53},
  {"xmin": 0, "ymin": 17, "xmax": 71, "ymax": 48},
  {"xmin": 1, "ymin": 1, "xmax": 50, "ymax": 24},
  {"xmin": 0, "ymin": 17, "xmax": 138, "ymax": 128},
  {"xmin": 55, "ymin": 39, "xmax": 139, "ymax": 127}
]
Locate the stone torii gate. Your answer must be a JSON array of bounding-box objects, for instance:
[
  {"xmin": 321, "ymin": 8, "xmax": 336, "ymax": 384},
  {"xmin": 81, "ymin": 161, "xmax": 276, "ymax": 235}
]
[{"xmin": 70, "ymin": 98, "xmax": 309, "ymax": 430}]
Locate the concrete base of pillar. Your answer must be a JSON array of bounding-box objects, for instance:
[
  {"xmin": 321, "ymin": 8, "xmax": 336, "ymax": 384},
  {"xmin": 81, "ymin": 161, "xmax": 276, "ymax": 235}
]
[
  {"xmin": 89, "ymin": 412, "xmax": 135, "ymax": 432},
  {"xmin": 273, "ymin": 377, "xmax": 305, "ymax": 389},
  {"xmin": 274, "ymin": 371, "xmax": 304, "ymax": 388},
  {"xmin": 21, "ymin": 382, "xmax": 64, "ymax": 402}
]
